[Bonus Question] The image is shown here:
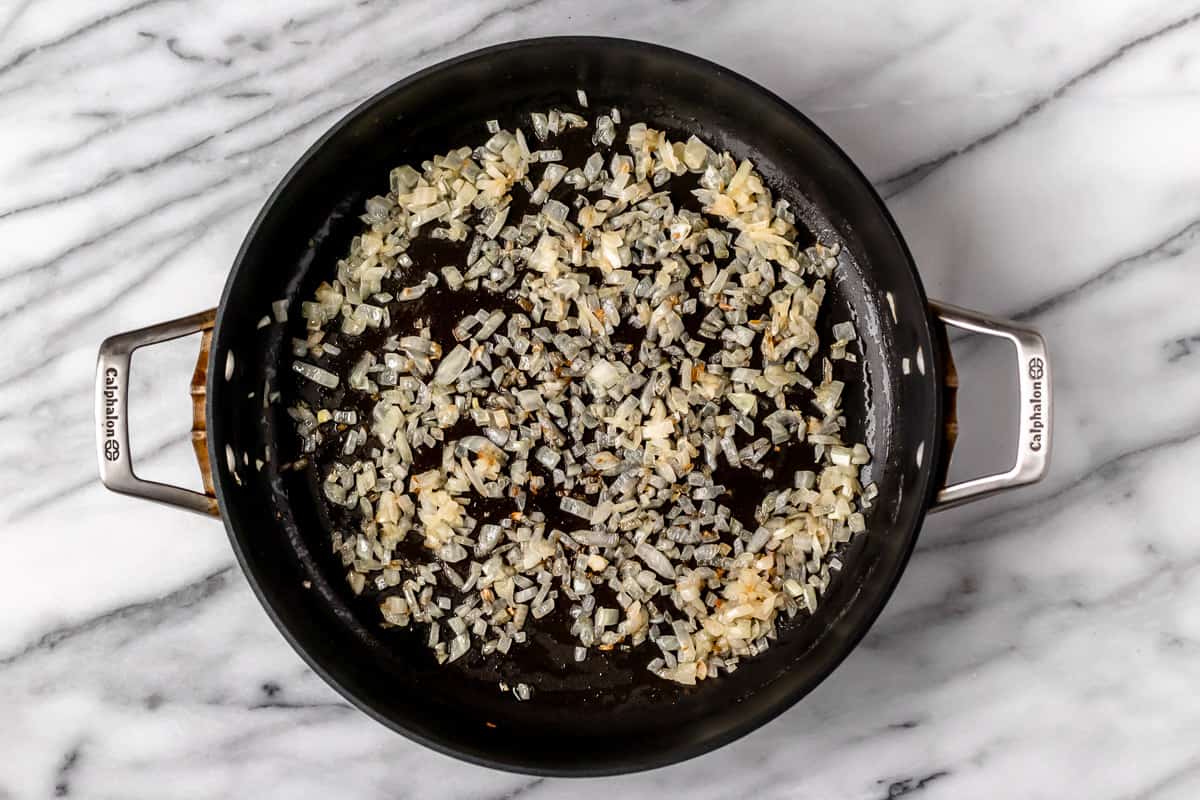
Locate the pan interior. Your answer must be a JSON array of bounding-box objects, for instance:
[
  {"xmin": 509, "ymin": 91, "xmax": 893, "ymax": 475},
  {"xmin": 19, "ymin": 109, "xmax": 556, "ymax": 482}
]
[{"xmin": 209, "ymin": 38, "xmax": 941, "ymax": 774}]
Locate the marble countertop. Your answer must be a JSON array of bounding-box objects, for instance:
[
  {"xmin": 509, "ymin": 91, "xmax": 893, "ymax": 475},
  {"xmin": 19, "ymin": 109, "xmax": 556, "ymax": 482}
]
[{"xmin": 3, "ymin": 1, "xmax": 1200, "ymax": 797}]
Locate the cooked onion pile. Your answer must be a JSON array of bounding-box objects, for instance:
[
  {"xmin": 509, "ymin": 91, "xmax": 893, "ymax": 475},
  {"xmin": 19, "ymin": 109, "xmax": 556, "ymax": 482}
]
[{"xmin": 286, "ymin": 95, "xmax": 875, "ymax": 691}]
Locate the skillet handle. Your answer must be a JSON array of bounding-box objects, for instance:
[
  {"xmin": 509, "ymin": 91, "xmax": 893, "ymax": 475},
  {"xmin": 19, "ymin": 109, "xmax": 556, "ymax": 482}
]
[
  {"xmin": 95, "ymin": 309, "xmax": 220, "ymax": 517},
  {"xmin": 928, "ymin": 300, "xmax": 1051, "ymax": 511}
]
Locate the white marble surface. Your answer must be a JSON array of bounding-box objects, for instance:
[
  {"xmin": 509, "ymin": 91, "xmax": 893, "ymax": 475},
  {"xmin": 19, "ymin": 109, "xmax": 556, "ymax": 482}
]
[{"xmin": 3, "ymin": 0, "xmax": 1200, "ymax": 797}]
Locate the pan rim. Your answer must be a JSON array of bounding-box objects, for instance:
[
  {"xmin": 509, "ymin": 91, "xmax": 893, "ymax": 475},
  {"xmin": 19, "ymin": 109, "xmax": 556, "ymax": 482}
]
[{"xmin": 207, "ymin": 35, "xmax": 944, "ymax": 776}]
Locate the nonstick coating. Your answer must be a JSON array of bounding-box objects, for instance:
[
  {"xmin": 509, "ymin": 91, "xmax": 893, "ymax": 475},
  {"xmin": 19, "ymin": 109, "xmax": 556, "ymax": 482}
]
[{"xmin": 208, "ymin": 38, "xmax": 944, "ymax": 775}]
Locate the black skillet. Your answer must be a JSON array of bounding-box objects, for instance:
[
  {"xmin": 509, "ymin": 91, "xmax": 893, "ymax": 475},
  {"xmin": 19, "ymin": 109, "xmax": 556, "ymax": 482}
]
[{"xmin": 95, "ymin": 37, "xmax": 1052, "ymax": 775}]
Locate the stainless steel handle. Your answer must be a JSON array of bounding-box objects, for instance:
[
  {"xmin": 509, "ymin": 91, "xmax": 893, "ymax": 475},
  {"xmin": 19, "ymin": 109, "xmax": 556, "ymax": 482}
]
[
  {"xmin": 929, "ymin": 300, "xmax": 1051, "ymax": 511},
  {"xmin": 95, "ymin": 309, "xmax": 219, "ymax": 517}
]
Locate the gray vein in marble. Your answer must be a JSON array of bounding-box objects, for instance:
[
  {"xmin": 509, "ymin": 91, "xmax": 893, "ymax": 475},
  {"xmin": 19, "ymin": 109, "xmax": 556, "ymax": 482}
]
[
  {"xmin": 9, "ymin": 0, "xmax": 546, "ymax": 217},
  {"xmin": 199, "ymin": 709, "xmax": 357, "ymax": 763},
  {"xmin": 1165, "ymin": 332, "xmax": 1200, "ymax": 363},
  {"xmin": 875, "ymin": 770, "xmax": 949, "ymax": 799},
  {"xmin": 313, "ymin": 3, "xmax": 395, "ymax": 50},
  {"xmin": 1131, "ymin": 759, "xmax": 1200, "ymax": 800},
  {"xmin": 0, "ymin": 135, "xmax": 214, "ymax": 221},
  {"xmin": 879, "ymin": 6, "xmax": 1200, "ymax": 198},
  {"xmin": 165, "ymin": 35, "xmax": 232, "ymax": 66},
  {"xmin": 421, "ymin": 0, "xmax": 549, "ymax": 55},
  {"xmin": 0, "ymin": 171, "xmax": 232, "ymax": 301},
  {"xmin": 6, "ymin": 32, "xmax": 132, "ymax": 96},
  {"xmin": 20, "ymin": 13, "xmax": 410, "ymax": 162},
  {"xmin": 0, "ymin": 566, "xmax": 233, "ymax": 667},
  {"xmin": 247, "ymin": 698, "xmax": 348, "ymax": 712},
  {"xmin": 0, "ymin": 0, "xmax": 174, "ymax": 78},
  {"xmin": 221, "ymin": 95, "xmax": 363, "ymax": 161},
  {"xmin": 71, "ymin": 109, "xmax": 119, "ymax": 120},
  {"xmin": 278, "ymin": 5, "xmax": 344, "ymax": 36},
  {"xmin": 496, "ymin": 778, "xmax": 545, "ymax": 800},
  {"xmin": 263, "ymin": 0, "xmax": 554, "ymax": 105},
  {"xmin": 216, "ymin": 75, "xmax": 344, "ymax": 136},
  {"xmin": 0, "ymin": 35, "xmax": 154, "ymax": 102},
  {"xmin": 936, "ymin": 207, "xmax": 1200, "ymax": 408},
  {"xmin": 4, "ymin": 180, "xmax": 257, "ymax": 322},
  {"xmin": 30, "ymin": 64, "xmax": 292, "ymax": 162},
  {"xmin": 7, "ymin": 0, "xmax": 557, "ymax": 242},
  {"xmin": 802, "ymin": 15, "xmax": 968, "ymax": 107},
  {"xmin": 918, "ymin": 421, "xmax": 1200, "ymax": 555},
  {"xmin": 1014, "ymin": 215, "xmax": 1200, "ymax": 322},
  {"xmin": 197, "ymin": 0, "xmax": 546, "ymax": 158},
  {"xmin": 136, "ymin": 679, "xmax": 349, "ymax": 715},
  {"xmin": 2, "ymin": 429, "xmax": 192, "ymax": 526},
  {"xmin": 52, "ymin": 742, "xmax": 83, "ymax": 798},
  {"xmin": 0, "ymin": 194, "xmax": 258, "ymax": 388},
  {"xmin": 1081, "ymin": 555, "xmax": 1200, "ymax": 612},
  {"xmin": 883, "ymin": 541, "xmax": 1200, "ymax": 649}
]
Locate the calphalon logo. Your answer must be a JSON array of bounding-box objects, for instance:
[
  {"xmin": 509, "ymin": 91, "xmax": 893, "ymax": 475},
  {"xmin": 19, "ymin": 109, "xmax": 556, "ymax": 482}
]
[
  {"xmin": 1027, "ymin": 357, "xmax": 1045, "ymax": 452},
  {"xmin": 102, "ymin": 367, "xmax": 120, "ymax": 461}
]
